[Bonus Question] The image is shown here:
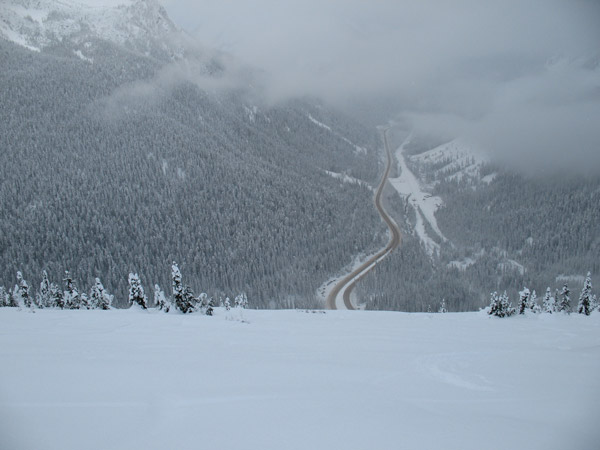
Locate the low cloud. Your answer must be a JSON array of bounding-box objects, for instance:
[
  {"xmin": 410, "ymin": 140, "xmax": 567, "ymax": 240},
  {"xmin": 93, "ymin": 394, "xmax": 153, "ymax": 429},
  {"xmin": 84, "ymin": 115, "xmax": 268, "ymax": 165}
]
[{"xmin": 161, "ymin": 0, "xmax": 600, "ymax": 170}]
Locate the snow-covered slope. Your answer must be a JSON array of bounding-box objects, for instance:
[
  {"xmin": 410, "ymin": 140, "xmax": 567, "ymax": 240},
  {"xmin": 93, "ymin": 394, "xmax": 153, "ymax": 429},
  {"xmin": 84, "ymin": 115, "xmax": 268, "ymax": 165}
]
[
  {"xmin": 0, "ymin": 0, "xmax": 180, "ymax": 57},
  {"xmin": 1, "ymin": 308, "xmax": 598, "ymax": 450},
  {"xmin": 389, "ymin": 136, "xmax": 448, "ymax": 256},
  {"xmin": 308, "ymin": 113, "xmax": 368, "ymax": 155},
  {"xmin": 388, "ymin": 137, "xmax": 496, "ymax": 256},
  {"xmin": 411, "ymin": 138, "xmax": 494, "ymax": 186}
]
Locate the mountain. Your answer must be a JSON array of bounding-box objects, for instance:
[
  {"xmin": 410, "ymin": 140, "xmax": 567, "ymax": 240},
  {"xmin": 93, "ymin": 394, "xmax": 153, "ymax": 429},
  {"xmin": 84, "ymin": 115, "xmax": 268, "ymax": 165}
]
[
  {"xmin": 0, "ymin": 0, "xmax": 386, "ymax": 307},
  {"xmin": 1, "ymin": 0, "xmax": 177, "ymax": 54},
  {"xmin": 356, "ymin": 130, "xmax": 600, "ymax": 312}
]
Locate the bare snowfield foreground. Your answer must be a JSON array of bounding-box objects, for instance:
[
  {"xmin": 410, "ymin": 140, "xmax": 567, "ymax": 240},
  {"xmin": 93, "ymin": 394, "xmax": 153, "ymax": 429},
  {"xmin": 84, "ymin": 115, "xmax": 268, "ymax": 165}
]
[{"xmin": 1, "ymin": 308, "xmax": 599, "ymax": 450}]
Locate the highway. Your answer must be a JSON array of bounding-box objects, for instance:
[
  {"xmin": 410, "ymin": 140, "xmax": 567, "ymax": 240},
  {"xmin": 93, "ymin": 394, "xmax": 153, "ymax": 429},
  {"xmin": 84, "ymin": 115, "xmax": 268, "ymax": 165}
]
[{"xmin": 326, "ymin": 128, "xmax": 402, "ymax": 310}]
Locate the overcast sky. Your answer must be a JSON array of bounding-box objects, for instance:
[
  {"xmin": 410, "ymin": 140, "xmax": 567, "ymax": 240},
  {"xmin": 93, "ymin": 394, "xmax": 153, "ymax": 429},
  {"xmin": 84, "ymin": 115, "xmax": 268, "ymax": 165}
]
[{"xmin": 161, "ymin": 0, "xmax": 600, "ymax": 171}]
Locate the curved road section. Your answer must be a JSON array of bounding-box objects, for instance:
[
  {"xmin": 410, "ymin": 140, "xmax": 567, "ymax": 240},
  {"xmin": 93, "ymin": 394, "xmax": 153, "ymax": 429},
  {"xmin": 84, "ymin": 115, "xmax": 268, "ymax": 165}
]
[{"xmin": 327, "ymin": 128, "xmax": 402, "ymax": 310}]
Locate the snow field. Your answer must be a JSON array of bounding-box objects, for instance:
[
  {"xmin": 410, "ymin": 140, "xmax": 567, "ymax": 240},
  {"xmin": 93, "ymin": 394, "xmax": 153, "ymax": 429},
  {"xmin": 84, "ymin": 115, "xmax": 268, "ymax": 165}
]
[
  {"xmin": 388, "ymin": 137, "xmax": 447, "ymax": 255},
  {"xmin": 1, "ymin": 309, "xmax": 599, "ymax": 450}
]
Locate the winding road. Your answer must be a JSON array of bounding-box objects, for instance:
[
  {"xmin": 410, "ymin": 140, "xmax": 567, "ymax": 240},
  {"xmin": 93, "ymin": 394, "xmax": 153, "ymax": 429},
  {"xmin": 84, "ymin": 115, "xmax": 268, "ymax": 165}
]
[{"xmin": 326, "ymin": 128, "xmax": 402, "ymax": 310}]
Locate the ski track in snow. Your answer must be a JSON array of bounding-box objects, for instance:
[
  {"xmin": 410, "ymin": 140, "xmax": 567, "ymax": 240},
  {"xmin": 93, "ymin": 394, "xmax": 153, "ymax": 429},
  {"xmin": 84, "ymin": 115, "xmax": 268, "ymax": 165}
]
[{"xmin": 1, "ymin": 308, "xmax": 599, "ymax": 450}]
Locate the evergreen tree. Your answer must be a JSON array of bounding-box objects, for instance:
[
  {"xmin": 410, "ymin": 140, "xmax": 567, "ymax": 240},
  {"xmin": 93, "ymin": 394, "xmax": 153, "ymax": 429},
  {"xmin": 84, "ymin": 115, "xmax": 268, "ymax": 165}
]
[
  {"xmin": 9, "ymin": 285, "xmax": 20, "ymax": 307},
  {"xmin": 205, "ymin": 296, "xmax": 214, "ymax": 316},
  {"xmin": 577, "ymin": 272, "xmax": 593, "ymax": 316},
  {"xmin": 554, "ymin": 288, "xmax": 560, "ymax": 311},
  {"xmin": 557, "ymin": 284, "xmax": 571, "ymax": 313},
  {"xmin": 501, "ymin": 291, "xmax": 515, "ymax": 317},
  {"xmin": 63, "ymin": 271, "xmax": 80, "ymax": 309},
  {"xmin": 37, "ymin": 270, "xmax": 51, "ymax": 308},
  {"xmin": 184, "ymin": 286, "xmax": 196, "ymax": 311},
  {"xmin": 172, "ymin": 262, "xmax": 193, "ymax": 313},
  {"xmin": 128, "ymin": 273, "xmax": 147, "ymax": 309},
  {"xmin": 542, "ymin": 287, "xmax": 555, "ymax": 313},
  {"xmin": 529, "ymin": 290, "xmax": 540, "ymax": 313},
  {"xmin": 235, "ymin": 293, "xmax": 248, "ymax": 309},
  {"xmin": 438, "ymin": 298, "xmax": 447, "ymax": 313},
  {"xmin": 488, "ymin": 291, "xmax": 515, "ymax": 318},
  {"xmin": 488, "ymin": 291, "xmax": 501, "ymax": 317},
  {"xmin": 518, "ymin": 287, "xmax": 530, "ymax": 315},
  {"xmin": 15, "ymin": 271, "xmax": 32, "ymax": 308},
  {"xmin": 154, "ymin": 284, "xmax": 171, "ymax": 312},
  {"xmin": 197, "ymin": 292, "xmax": 209, "ymax": 314},
  {"xmin": 80, "ymin": 293, "xmax": 90, "ymax": 310},
  {"xmin": 90, "ymin": 278, "xmax": 112, "ymax": 310},
  {"xmin": 225, "ymin": 297, "xmax": 231, "ymax": 310},
  {"xmin": 50, "ymin": 282, "xmax": 64, "ymax": 309},
  {"xmin": 0, "ymin": 286, "xmax": 9, "ymax": 307}
]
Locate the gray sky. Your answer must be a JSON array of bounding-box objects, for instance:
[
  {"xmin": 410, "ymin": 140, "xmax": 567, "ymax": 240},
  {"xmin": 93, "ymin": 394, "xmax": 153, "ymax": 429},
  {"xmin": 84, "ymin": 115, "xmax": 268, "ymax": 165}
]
[{"xmin": 161, "ymin": 0, "xmax": 600, "ymax": 171}]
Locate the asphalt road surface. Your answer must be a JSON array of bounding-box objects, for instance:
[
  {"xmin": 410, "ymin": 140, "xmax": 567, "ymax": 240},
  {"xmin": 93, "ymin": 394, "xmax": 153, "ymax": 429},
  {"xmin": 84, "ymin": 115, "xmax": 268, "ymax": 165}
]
[{"xmin": 326, "ymin": 128, "xmax": 402, "ymax": 310}]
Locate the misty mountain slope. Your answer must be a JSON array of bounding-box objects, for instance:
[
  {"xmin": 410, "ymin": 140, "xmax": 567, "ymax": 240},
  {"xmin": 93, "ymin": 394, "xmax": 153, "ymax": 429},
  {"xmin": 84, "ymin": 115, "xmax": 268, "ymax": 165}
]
[
  {"xmin": 356, "ymin": 133, "xmax": 600, "ymax": 312},
  {"xmin": 0, "ymin": 2, "xmax": 385, "ymax": 307}
]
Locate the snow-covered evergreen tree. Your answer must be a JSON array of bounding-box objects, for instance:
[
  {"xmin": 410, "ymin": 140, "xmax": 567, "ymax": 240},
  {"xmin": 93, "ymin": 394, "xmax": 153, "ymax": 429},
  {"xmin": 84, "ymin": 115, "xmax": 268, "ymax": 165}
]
[
  {"xmin": 80, "ymin": 293, "xmax": 90, "ymax": 309},
  {"xmin": 235, "ymin": 293, "xmax": 248, "ymax": 309},
  {"xmin": 488, "ymin": 291, "xmax": 515, "ymax": 318},
  {"xmin": 13, "ymin": 271, "xmax": 33, "ymax": 308},
  {"xmin": 488, "ymin": 291, "xmax": 501, "ymax": 317},
  {"xmin": 225, "ymin": 297, "xmax": 231, "ymax": 311},
  {"xmin": 518, "ymin": 287, "xmax": 530, "ymax": 315},
  {"xmin": 557, "ymin": 284, "xmax": 570, "ymax": 313},
  {"xmin": 128, "ymin": 273, "xmax": 147, "ymax": 309},
  {"xmin": 184, "ymin": 286, "xmax": 196, "ymax": 311},
  {"xmin": 154, "ymin": 284, "xmax": 171, "ymax": 312},
  {"xmin": 542, "ymin": 287, "xmax": 555, "ymax": 313},
  {"xmin": 172, "ymin": 262, "xmax": 193, "ymax": 313},
  {"xmin": 502, "ymin": 291, "xmax": 515, "ymax": 317},
  {"xmin": 438, "ymin": 298, "xmax": 447, "ymax": 313},
  {"xmin": 577, "ymin": 272, "xmax": 593, "ymax": 316},
  {"xmin": 50, "ymin": 282, "xmax": 64, "ymax": 309},
  {"xmin": 90, "ymin": 278, "xmax": 112, "ymax": 310},
  {"xmin": 63, "ymin": 271, "xmax": 80, "ymax": 309},
  {"xmin": 36, "ymin": 270, "xmax": 51, "ymax": 308},
  {"xmin": 10, "ymin": 285, "xmax": 20, "ymax": 307},
  {"xmin": 529, "ymin": 290, "xmax": 540, "ymax": 313},
  {"xmin": 0, "ymin": 286, "xmax": 9, "ymax": 307},
  {"xmin": 197, "ymin": 292, "xmax": 208, "ymax": 313},
  {"xmin": 205, "ymin": 296, "xmax": 214, "ymax": 316}
]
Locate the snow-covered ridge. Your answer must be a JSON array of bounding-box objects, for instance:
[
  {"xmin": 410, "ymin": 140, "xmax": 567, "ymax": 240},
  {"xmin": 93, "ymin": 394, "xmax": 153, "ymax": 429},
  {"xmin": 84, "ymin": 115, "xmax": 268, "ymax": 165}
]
[
  {"xmin": 411, "ymin": 139, "xmax": 494, "ymax": 185},
  {"xmin": 0, "ymin": 0, "xmax": 178, "ymax": 56}
]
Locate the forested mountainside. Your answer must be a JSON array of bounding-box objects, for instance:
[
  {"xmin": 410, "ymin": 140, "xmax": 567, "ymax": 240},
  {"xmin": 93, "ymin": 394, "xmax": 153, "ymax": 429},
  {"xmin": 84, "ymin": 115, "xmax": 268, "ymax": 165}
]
[
  {"xmin": 357, "ymin": 131, "xmax": 600, "ymax": 312},
  {"xmin": 0, "ymin": 1, "xmax": 385, "ymax": 307}
]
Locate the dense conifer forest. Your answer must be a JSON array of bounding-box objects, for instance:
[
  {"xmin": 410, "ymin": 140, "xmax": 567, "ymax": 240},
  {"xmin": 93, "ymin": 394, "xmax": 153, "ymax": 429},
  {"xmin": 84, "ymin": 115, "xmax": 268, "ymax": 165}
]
[{"xmin": 0, "ymin": 37, "xmax": 385, "ymax": 308}]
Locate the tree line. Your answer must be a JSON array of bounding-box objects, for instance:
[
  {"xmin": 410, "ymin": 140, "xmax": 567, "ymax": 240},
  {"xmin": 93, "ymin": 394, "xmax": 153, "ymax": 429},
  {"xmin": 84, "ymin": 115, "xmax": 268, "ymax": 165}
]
[
  {"xmin": 487, "ymin": 272, "xmax": 597, "ymax": 317},
  {"xmin": 0, "ymin": 262, "xmax": 248, "ymax": 315}
]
